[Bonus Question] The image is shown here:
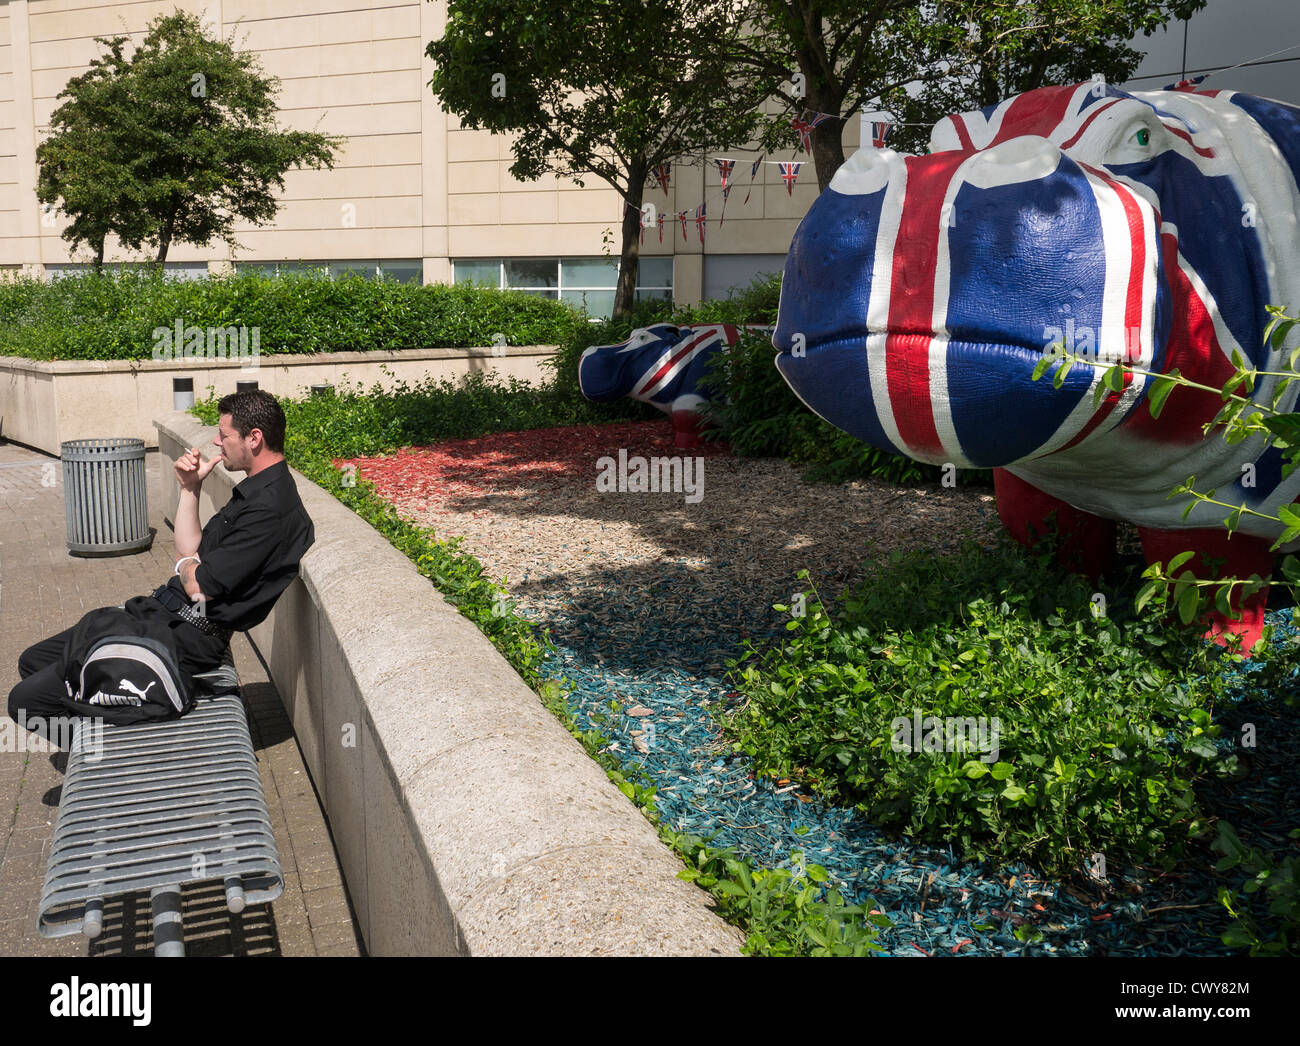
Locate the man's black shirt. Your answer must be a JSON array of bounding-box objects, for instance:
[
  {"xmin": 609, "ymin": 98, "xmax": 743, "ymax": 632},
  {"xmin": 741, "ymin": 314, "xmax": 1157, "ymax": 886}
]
[{"xmin": 165, "ymin": 459, "xmax": 315, "ymax": 631}]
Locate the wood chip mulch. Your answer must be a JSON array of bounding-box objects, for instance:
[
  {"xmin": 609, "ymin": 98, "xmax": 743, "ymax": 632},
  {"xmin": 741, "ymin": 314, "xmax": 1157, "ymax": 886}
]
[{"xmin": 337, "ymin": 420, "xmax": 1005, "ymax": 627}]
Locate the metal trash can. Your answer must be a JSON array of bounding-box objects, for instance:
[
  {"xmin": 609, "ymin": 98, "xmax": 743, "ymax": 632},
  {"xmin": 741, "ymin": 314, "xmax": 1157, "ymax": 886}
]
[{"xmin": 61, "ymin": 438, "xmax": 150, "ymax": 555}]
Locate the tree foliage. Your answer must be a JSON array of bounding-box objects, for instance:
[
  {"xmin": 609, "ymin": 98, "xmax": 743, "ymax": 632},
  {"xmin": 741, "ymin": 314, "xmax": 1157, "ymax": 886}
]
[
  {"xmin": 37, "ymin": 10, "xmax": 341, "ymax": 267},
  {"xmin": 427, "ymin": 0, "xmax": 773, "ymax": 319},
  {"xmin": 729, "ymin": 0, "xmax": 1207, "ymax": 187}
]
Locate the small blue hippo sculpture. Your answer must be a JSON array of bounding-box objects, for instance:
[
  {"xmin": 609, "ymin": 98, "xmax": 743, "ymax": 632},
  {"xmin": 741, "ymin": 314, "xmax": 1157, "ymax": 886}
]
[{"xmin": 579, "ymin": 323, "xmax": 772, "ymax": 447}]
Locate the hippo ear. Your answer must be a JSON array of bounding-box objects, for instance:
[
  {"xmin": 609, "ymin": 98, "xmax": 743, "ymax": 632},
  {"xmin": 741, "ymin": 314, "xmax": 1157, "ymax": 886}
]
[
  {"xmin": 930, "ymin": 113, "xmax": 967, "ymax": 153},
  {"xmin": 1227, "ymin": 93, "xmax": 1300, "ymax": 188}
]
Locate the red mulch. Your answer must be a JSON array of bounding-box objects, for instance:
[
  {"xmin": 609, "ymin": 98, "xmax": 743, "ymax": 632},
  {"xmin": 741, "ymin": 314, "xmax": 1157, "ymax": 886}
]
[{"xmin": 333, "ymin": 420, "xmax": 732, "ymax": 507}]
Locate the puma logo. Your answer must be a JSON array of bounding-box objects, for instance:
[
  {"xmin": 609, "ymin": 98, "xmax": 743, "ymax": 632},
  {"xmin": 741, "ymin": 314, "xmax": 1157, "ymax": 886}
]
[{"xmin": 118, "ymin": 679, "xmax": 157, "ymax": 702}]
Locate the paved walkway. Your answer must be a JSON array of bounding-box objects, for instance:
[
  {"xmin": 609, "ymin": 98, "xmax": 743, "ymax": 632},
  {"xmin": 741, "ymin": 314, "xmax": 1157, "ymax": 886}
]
[{"xmin": 0, "ymin": 439, "xmax": 363, "ymax": 956}]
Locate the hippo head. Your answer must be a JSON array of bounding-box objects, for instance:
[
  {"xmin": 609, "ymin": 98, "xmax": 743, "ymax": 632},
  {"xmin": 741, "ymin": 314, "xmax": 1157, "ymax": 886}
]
[
  {"xmin": 578, "ymin": 324, "xmax": 688, "ymax": 404},
  {"xmin": 580, "ymin": 323, "xmax": 755, "ymax": 446},
  {"xmin": 774, "ymin": 82, "xmax": 1300, "ymax": 482}
]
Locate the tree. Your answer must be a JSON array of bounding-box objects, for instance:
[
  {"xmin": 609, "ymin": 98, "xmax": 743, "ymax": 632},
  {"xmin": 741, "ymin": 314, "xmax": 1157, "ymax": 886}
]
[
  {"xmin": 36, "ymin": 38, "xmax": 152, "ymax": 270},
  {"xmin": 726, "ymin": 0, "xmax": 1207, "ymax": 190},
  {"xmin": 37, "ymin": 10, "xmax": 342, "ymax": 267},
  {"xmin": 427, "ymin": 0, "xmax": 772, "ymax": 320},
  {"xmin": 888, "ymin": 0, "xmax": 1209, "ymax": 155}
]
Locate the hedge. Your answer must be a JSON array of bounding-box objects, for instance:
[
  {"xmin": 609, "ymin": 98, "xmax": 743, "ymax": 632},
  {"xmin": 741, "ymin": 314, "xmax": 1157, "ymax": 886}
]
[{"xmin": 0, "ymin": 267, "xmax": 581, "ymax": 360}]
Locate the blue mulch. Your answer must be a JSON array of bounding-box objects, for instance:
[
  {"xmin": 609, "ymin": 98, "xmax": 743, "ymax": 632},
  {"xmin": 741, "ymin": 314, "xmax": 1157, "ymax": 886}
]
[{"xmin": 514, "ymin": 567, "xmax": 1300, "ymax": 957}]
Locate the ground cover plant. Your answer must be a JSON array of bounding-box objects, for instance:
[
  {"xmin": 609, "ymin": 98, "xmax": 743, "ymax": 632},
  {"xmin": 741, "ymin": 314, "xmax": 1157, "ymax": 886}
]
[
  {"xmin": 724, "ymin": 534, "xmax": 1250, "ymax": 880},
  {"xmin": 0, "ymin": 267, "xmax": 578, "ymax": 360},
  {"xmin": 1030, "ymin": 303, "xmax": 1300, "ymax": 955}
]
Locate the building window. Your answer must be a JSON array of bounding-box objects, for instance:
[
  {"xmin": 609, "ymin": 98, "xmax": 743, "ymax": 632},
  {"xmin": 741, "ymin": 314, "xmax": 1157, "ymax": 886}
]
[
  {"xmin": 453, "ymin": 256, "xmax": 673, "ymax": 320},
  {"xmin": 43, "ymin": 261, "xmax": 209, "ymax": 281},
  {"xmin": 234, "ymin": 259, "xmax": 422, "ymax": 283},
  {"xmin": 635, "ymin": 257, "xmax": 674, "ymax": 304}
]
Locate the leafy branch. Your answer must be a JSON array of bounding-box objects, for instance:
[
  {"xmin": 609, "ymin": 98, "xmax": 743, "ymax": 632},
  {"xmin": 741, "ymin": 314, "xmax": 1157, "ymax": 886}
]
[{"xmin": 1030, "ymin": 304, "xmax": 1300, "ymax": 626}]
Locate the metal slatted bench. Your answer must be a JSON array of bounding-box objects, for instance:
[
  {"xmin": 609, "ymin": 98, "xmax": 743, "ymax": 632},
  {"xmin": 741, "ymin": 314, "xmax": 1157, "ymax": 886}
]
[{"xmin": 36, "ymin": 650, "xmax": 282, "ymax": 956}]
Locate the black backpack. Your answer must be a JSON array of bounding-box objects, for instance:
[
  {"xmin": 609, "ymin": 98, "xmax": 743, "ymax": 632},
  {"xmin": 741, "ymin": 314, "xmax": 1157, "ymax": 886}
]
[{"xmin": 56, "ymin": 606, "xmax": 196, "ymax": 725}]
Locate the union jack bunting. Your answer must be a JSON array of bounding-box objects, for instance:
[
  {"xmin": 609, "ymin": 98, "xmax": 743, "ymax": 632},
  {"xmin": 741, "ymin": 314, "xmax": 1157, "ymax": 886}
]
[
  {"xmin": 1164, "ymin": 74, "xmax": 1208, "ymax": 92},
  {"xmin": 791, "ymin": 114, "xmax": 814, "ymax": 154},
  {"xmin": 657, "ymin": 212, "xmax": 665, "ymax": 243},
  {"xmin": 679, "ymin": 210, "xmax": 688, "ymax": 238},
  {"xmin": 696, "ymin": 203, "xmax": 707, "ymax": 244},
  {"xmin": 778, "ymin": 161, "xmax": 801, "ymax": 195},
  {"xmin": 714, "ymin": 157, "xmax": 735, "ymax": 202},
  {"xmin": 653, "ymin": 163, "xmax": 671, "ymax": 193},
  {"xmin": 870, "ymin": 121, "xmax": 893, "ymax": 148},
  {"xmin": 743, "ymin": 154, "xmax": 764, "ymax": 205}
]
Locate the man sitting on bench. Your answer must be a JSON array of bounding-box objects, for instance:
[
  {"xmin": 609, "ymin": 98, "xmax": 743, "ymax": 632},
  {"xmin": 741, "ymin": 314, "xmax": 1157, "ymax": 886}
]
[{"xmin": 7, "ymin": 389, "xmax": 315, "ymax": 742}]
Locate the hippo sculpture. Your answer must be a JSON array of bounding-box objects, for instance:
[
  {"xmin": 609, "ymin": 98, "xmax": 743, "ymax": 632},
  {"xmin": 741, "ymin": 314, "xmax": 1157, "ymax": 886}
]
[
  {"xmin": 580, "ymin": 323, "xmax": 773, "ymax": 447},
  {"xmin": 773, "ymin": 81, "xmax": 1300, "ymax": 649}
]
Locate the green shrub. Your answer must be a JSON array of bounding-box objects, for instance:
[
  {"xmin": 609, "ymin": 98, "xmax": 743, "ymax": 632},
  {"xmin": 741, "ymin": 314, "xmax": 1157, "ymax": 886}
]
[
  {"xmin": 1214, "ymin": 822, "xmax": 1300, "ymax": 956},
  {"xmin": 724, "ymin": 534, "xmax": 1244, "ymax": 878},
  {"xmin": 198, "ymin": 367, "xmax": 652, "ymax": 460},
  {"xmin": 0, "ymin": 267, "xmax": 580, "ymax": 359}
]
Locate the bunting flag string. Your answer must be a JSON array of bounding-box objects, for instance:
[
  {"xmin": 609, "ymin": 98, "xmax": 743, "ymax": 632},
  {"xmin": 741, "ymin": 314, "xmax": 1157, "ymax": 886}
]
[
  {"xmin": 790, "ymin": 113, "xmax": 813, "ymax": 154},
  {"xmin": 714, "ymin": 157, "xmax": 735, "ymax": 197},
  {"xmin": 869, "ymin": 120, "xmax": 893, "ymax": 148},
  {"xmin": 713, "ymin": 158, "xmax": 735, "ymax": 227},
  {"xmin": 743, "ymin": 153, "xmax": 764, "ymax": 206},
  {"xmin": 777, "ymin": 161, "xmax": 801, "ymax": 195},
  {"xmin": 1164, "ymin": 73, "xmax": 1207, "ymax": 91},
  {"xmin": 791, "ymin": 110, "xmax": 832, "ymax": 154},
  {"xmin": 653, "ymin": 163, "xmax": 672, "ymax": 193}
]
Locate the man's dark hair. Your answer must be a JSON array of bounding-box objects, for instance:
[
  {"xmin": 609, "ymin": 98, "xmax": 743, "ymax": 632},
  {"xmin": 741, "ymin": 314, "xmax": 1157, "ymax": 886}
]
[{"xmin": 217, "ymin": 390, "xmax": 286, "ymax": 454}]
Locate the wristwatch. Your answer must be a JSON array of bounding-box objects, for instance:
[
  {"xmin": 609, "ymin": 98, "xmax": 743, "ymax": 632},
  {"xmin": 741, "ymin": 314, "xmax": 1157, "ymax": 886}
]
[{"xmin": 175, "ymin": 555, "xmax": 201, "ymax": 576}]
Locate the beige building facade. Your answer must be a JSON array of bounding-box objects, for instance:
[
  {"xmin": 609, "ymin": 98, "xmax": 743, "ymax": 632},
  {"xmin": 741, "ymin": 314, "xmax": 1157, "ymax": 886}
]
[{"xmin": 0, "ymin": 0, "xmax": 851, "ymax": 313}]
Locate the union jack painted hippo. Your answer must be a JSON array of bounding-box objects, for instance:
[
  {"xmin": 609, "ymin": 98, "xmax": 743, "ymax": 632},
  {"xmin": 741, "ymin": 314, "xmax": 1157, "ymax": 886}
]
[
  {"xmin": 773, "ymin": 81, "xmax": 1300, "ymax": 649},
  {"xmin": 579, "ymin": 323, "xmax": 773, "ymax": 447}
]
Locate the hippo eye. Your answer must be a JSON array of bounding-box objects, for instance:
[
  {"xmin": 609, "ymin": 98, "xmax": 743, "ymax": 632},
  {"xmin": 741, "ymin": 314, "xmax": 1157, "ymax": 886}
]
[{"xmin": 1133, "ymin": 128, "xmax": 1150, "ymax": 147}]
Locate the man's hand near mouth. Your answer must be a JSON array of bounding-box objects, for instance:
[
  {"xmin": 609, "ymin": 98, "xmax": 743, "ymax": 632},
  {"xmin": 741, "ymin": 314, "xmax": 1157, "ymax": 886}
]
[{"xmin": 173, "ymin": 446, "xmax": 222, "ymax": 602}]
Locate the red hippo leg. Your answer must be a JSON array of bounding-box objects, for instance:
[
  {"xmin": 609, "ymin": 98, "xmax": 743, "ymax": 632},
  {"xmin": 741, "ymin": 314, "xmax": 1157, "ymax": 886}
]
[
  {"xmin": 671, "ymin": 409, "xmax": 705, "ymax": 449},
  {"xmin": 992, "ymin": 468, "xmax": 1116, "ymax": 583},
  {"xmin": 1137, "ymin": 526, "xmax": 1275, "ymax": 654}
]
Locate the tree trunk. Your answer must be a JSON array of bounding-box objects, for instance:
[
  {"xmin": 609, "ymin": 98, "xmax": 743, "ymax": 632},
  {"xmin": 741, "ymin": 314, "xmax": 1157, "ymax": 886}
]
[
  {"xmin": 803, "ymin": 82, "xmax": 847, "ymax": 192},
  {"xmin": 154, "ymin": 217, "xmax": 174, "ymax": 266},
  {"xmin": 810, "ymin": 114, "xmax": 847, "ymax": 192},
  {"xmin": 613, "ymin": 159, "xmax": 648, "ymax": 322},
  {"xmin": 93, "ymin": 237, "xmax": 104, "ymax": 273}
]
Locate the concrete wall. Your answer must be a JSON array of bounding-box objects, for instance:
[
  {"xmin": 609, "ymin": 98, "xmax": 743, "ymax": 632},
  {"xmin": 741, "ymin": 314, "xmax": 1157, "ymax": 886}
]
[
  {"xmin": 0, "ymin": 345, "xmax": 556, "ymax": 454},
  {"xmin": 154, "ymin": 410, "xmax": 742, "ymax": 956}
]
